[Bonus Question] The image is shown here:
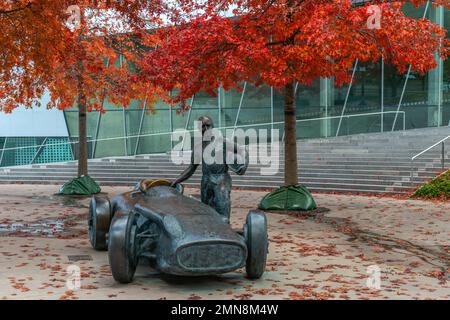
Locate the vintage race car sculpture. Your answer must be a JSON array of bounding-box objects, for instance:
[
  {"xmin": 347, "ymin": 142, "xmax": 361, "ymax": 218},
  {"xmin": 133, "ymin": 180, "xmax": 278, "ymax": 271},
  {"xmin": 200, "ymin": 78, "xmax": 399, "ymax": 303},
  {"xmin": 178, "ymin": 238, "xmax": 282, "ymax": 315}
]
[{"xmin": 88, "ymin": 180, "xmax": 268, "ymax": 283}]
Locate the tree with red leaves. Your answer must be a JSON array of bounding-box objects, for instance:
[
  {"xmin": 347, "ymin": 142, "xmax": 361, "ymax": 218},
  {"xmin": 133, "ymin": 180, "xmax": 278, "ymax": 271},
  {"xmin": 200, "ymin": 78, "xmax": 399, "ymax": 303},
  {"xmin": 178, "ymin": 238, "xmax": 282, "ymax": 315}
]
[
  {"xmin": 0, "ymin": 0, "xmax": 165, "ymax": 178},
  {"xmin": 140, "ymin": 0, "xmax": 450, "ymax": 187}
]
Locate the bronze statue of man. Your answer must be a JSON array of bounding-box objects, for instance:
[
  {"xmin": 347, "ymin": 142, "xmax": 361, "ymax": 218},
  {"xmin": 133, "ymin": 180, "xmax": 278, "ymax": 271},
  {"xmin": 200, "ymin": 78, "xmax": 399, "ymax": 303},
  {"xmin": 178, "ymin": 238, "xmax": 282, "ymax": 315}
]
[{"xmin": 171, "ymin": 116, "xmax": 248, "ymax": 222}]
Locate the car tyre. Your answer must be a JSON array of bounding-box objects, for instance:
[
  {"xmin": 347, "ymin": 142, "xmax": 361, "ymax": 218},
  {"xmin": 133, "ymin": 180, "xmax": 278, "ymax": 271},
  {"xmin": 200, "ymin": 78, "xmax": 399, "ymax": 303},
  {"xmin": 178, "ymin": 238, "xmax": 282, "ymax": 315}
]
[
  {"xmin": 88, "ymin": 196, "xmax": 111, "ymax": 251},
  {"xmin": 108, "ymin": 213, "xmax": 138, "ymax": 284},
  {"xmin": 244, "ymin": 210, "xmax": 268, "ymax": 279}
]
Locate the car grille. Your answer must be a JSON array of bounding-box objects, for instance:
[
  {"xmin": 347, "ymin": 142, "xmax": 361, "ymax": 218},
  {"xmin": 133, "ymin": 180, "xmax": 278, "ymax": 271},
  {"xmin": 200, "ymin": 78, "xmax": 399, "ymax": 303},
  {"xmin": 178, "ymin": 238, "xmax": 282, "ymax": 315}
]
[{"xmin": 177, "ymin": 243, "xmax": 245, "ymax": 272}]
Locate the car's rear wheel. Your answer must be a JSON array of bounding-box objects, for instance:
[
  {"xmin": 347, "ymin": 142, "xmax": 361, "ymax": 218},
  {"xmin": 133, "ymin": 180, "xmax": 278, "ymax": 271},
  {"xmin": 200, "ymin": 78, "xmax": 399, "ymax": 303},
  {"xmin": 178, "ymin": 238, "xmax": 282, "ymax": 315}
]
[
  {"xmin": 108, "ymin": 213, "xmax": 138, "ymax": 284},
  {"xmin": 88, "ymin": 196, "xmax": 111, "ymax": 251},
  {"xmin": 244, "ymin": 210, "xmax": 268, "ymax": 279}
]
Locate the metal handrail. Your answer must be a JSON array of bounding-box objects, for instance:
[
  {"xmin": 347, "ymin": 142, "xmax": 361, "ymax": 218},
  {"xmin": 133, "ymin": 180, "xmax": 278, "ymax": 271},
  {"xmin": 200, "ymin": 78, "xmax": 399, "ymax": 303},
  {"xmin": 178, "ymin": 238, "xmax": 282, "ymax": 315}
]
[
  {"xmin": 411, "ymin": 135, "xmax": 450, "ymax": 162},
  {"xmin": 0, "ymin": 110, "xmax": 407, "ymax": 156},
  {"xmin": 410, "ymin": 134, "xmax": 450, "ymax": 180},
  {"xmin": 282, "ymin": 110, "xmax": 406, "ymax": 142}
]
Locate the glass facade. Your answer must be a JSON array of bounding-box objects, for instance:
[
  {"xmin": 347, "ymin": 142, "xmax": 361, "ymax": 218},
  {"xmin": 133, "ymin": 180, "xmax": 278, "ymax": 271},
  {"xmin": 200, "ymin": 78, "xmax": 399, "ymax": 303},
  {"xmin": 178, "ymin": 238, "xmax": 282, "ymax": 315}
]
[
  {"xmin": 0, "ymin": 137, "xmax": 73, "ymax": 167},
  {"xmin": 2, "ymin": 4, "xmax": 449, "ymax": 166}
]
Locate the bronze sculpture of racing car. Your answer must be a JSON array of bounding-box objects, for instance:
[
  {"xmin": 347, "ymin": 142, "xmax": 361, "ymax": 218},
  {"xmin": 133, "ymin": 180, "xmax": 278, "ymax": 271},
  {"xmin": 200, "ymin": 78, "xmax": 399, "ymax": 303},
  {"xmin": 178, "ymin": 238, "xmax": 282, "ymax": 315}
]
[{"xmin": 88, "ymin": 180, "xmax": 268, "ymax": 283}]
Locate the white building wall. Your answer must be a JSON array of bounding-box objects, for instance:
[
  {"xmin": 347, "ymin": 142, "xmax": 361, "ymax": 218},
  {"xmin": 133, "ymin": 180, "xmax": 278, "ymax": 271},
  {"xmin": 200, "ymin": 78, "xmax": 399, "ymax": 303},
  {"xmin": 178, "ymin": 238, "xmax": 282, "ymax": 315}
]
[{"xmin": 0, "ymin": 91, "xmax": 69, "ymax": 137}]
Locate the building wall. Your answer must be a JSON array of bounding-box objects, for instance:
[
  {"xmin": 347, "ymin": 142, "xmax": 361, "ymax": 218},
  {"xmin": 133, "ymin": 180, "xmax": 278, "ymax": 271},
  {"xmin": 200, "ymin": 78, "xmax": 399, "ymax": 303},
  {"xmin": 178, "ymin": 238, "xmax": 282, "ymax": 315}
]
[{"xmin": 0, "ymin": 91, "xmax": 73, "ymax": 167}]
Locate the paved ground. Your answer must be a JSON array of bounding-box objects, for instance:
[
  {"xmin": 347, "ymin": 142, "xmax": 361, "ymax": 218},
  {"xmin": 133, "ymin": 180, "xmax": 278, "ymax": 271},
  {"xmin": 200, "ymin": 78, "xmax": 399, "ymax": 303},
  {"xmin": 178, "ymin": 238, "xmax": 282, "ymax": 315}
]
[{"xmin": 0, "ymin": 184, "xmax": 448, "ymax": 300}]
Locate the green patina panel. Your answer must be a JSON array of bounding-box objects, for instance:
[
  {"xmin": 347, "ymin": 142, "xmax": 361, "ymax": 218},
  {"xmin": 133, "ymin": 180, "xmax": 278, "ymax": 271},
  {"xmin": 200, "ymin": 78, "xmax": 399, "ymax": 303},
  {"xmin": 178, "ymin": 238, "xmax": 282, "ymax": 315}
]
[
  {"xmin": 258, "ymin": 185, "xmax": 317, "ymax": 211},
  {"xmin": 58, "ymin": 175, "xmax": 101, "ymax": 196}
]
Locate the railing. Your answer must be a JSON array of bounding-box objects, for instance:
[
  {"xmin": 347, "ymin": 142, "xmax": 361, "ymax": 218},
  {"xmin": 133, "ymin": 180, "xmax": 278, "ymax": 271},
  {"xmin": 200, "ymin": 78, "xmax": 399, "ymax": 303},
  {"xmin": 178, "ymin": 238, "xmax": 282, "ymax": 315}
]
[
  {"xmin": 410, "ymin": 134, "xmax": 450, "ymax": 180},
  {"xmin": 282, "ymin": 110, "xmax": 406, "ymax": 142},
  {"xmin": 0, "ymin": 110, "xmax": 406, "ymax": 167}
]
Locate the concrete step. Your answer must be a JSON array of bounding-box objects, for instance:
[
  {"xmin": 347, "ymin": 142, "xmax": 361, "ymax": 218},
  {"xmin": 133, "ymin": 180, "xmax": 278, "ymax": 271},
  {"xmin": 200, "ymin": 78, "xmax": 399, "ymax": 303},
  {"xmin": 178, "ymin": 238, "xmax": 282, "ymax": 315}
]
[
  {"xmin": 0, "ymin": 168, "xmax": 437, "ymax": 180},
  {"xmin": 0, "ymin": 172, "xmax": 418, "ymax": 186},
  {"xmin": 1, "ymin": 126, "xmax": 448, "ymax": 194},
  {"xmin": 0, "ymin": 169, "xmax": 437, "ymax": 183},
  {"xmin": 0, "ymin": 179, "xmax": 410, "ymax": 195},
  {"xmin": 3, "ymin": 160, "xmax": 444, "ymax": 171},
  {"xmin": 27, "ymin": 164, "xmax": 438, "ymax": 172},
  {"xmin": 0, "ymin": 176, "xmax": 413, "ymax": 192},
  {"xmin": 0, "ymin": 167, "xmax": 441, "ymax": 178}
]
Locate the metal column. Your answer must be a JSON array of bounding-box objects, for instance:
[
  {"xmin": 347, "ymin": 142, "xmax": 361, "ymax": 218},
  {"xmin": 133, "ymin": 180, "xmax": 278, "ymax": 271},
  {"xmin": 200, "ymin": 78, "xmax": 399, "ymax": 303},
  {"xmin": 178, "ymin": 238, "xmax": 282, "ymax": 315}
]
[
  {"xmin": 381, "ymin": 57, "xmax": 384, "ymax": 132},
  {"xmin": 232, "ymin": 82, "xmax": 247, "ymax": 136},
  {"xmin": 30, "ymin": 138, "xmax": 48, "ymax": 164},
  {"xmin": 92, "ymin": 59, "xmax": 110, "ymax": 158},
  {"xmin": 218, "ymin": 86, "xmax": 222, "ymax": 131},
  {"xmin": 118, "ymin": 55, "xmax": 128, "ymax": 156},
  {"xmin": 0, "ymin": 138, "xmax": 7, "ymax": 167},
  {"xmin": 336, "ymin": 59, "xmax": 359, "ymax": 136},
  {"xmin": 270, "ymin": 86, "xmax": 274, "ymax": 143},
  {"xmin": 182, "ymin": 95, "xmax": 195, "ymax": 151},
  {"xmin": 134, "ymin": 97, "xmax": 148, "ymax": 155},
  {"xmin": 392, "ymin": 1, "xmax": 430, "ymax": 131}
]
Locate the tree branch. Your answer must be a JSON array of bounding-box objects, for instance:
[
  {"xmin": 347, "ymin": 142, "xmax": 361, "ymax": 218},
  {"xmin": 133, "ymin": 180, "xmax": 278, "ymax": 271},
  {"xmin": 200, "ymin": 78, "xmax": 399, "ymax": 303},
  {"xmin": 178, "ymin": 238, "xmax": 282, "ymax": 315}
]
[{"xmin": 0, "ymin": 1, "xmax": 32, "ymax": 15}]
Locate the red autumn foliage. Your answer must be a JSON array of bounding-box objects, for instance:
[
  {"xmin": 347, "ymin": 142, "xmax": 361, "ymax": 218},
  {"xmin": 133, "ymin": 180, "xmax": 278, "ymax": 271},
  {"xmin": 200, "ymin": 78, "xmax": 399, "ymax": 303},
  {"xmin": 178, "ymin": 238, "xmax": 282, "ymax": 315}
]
[
  {"xmin": 0, "ymin": 1, "xmax": 172, "ymax": 113},
  {"xmin": 137, "ymin": 0, "xmax": 450, "ymax": 186},
  {"xmin": 140, "ymin": 0, "xmax": 450, "ymax": 102}
]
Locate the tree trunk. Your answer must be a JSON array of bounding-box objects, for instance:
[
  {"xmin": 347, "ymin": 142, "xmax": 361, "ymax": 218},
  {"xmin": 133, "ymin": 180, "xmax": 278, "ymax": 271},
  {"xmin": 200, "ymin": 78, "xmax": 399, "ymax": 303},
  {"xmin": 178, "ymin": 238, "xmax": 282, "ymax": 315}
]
[
  {"xmin": 284, "ymin": 82, "xmax": 298, "ymax": 186},
  {"xmin": 75, "ymin": 9, "xmax": 88, "ymax": 177},
  {"xmin": 77, "ymin": 75, "xmax": 88, "ymax": 177}
]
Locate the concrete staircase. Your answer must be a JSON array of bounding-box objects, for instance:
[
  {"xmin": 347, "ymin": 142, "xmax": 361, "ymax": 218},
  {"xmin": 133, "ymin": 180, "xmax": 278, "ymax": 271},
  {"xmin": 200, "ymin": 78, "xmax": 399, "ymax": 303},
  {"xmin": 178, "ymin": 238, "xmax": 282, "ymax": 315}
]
[{"xmin": 0, "ymin": 127, "xmax": 448, "ymax": 194}]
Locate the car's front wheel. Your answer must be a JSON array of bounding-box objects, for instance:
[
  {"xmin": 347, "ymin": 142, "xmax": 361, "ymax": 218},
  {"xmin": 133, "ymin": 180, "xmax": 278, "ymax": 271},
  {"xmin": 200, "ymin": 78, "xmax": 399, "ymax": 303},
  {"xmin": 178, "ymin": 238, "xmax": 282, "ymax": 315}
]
[
  {"xmin": 244, "ymin": 210, "xmax": 268, "ymax": 279},
  {"xmin": 88, "ymin": 196, "xmax": 111, "ymax": 251},
  {"xmin": 108, "ymin": 213, "xmax": 138, "ymax": 284}
]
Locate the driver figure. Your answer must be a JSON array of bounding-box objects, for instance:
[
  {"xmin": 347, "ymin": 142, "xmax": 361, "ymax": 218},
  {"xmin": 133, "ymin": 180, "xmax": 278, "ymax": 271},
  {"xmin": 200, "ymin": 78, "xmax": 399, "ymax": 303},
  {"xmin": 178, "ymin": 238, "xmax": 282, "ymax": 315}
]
[{"xmin": 171, "ymin": 116, "xmax": 248, "ymax": 222}]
